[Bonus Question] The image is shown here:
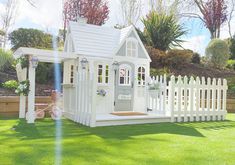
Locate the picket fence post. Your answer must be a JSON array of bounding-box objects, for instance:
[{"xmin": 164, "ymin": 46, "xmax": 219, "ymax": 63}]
[{"xmin": 169, "ymin": 75, "xmax": 175, "ymax": 122}]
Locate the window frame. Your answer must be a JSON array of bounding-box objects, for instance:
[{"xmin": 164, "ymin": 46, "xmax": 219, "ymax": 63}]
[
  {"xmin": 97, "ymin": 63, "xmax": 109, "ymax": 85},
  {"xmin": 70, "ymin": 65, "xmax": 74, "ymax": 84},
  {"xmin": 126, "ymin": 38, "xmax": 138, "ymax": 57},
  {"xmin": 137, "ymin": 66, "xmax": 146, "ymax": 86},
  {"xmin": 119, "ymin": 64, "xmax": 132, "ymax": 86}
]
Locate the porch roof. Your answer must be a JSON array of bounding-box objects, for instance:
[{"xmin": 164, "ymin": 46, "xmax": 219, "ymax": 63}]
[{"xmin": 13, "ymin": 47, "xmax": 77, "ymax": 63}]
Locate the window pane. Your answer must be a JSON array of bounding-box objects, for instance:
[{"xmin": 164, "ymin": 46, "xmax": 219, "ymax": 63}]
[
  {"xmin": 127, "ymin": 41, "xmax": 131, "ymax": 49},
  {"xmin": 98, "ymin": 65, "xmax": 103, "ymax": 84},
  {"xmin": 98, "ymin": 75, "xmax": 102, "ymax": 83},
  {"xmin": 138, "ymin": 73, "xmax": 141, "ymax": 85},
  {"xmin": 127, "ymin": 49, "xmax": 131, "ymax": 56},
  {"xmin": 105, "ymin": 65, "xmax": 109, "ymax": 76},
  {"xmin": 138, "ymin": 67, "xmax": 141, "ymax": 72},
  {"xmin": 142, "ymin": 67, "xmax": 145, "ymax": 72},
  {"xmin": 132, "ymin": 50, "xmax": 136, "ymax": 57},
  {"xmin": 132, "ymin": 42, "xmax": 136, "ymax": 49},
  {"xmin": 105, "ymin": 65, "xmax": 109, "ymax": 84},
  {"xmin": 105, "ymin": 77, "xmax": 108, "ymax": 83},
  {"xmin": 120, "ymin": 77, "xmax": 124, "ymax": 84}
]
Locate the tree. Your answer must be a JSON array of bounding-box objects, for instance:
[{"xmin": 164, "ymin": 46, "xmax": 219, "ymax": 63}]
[
  {"xmin": 141, "ymin": 11, "xmax": 187, "ymax": 51},
  {"xmin": 9, "ymin": 28, "xmax": 56, "ymax": 84},
  {"xmin": 9, "ymin": 28, "xmax": 53, "ymax": 51},
  {"xmin": 63, "ymin": 0, "xmax": 109, "ymax": 41},
  {"xmin": 227, "ymin": 0, "xmax": 235, "ymax": 37},
  {"xmin": 206, "ymin": 39, "xmax": 229, "ymax": 68},
  {"xmin": 149, "ymin": 0, "xmax": 181, "ymax": 16},
  {"xmin": 229, "ymin": 35, "xmax": 235, "ymax": 59},
  {"xmin": 118, "ymin": 0, "xmax": 142, "ymax": 26},
  {"xmin": 1, "ymin": 0, "xmax": 18, "ymax": 49},
  {"xmin": 182, "ymin": 0, "xmax": 227, "ymax": 39}
]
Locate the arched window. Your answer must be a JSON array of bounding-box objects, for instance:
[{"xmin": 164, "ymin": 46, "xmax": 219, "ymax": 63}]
[
  {"xmin": 138, "ymin": 66, "xmax": 145, "ymax": 86},
  {"xmin": 126, "ymin": 38, "xmax": 137, "ymax": 57},
  {"xmin": 119, "ymin": 64, "xmax": 131, "ymax": 86}
]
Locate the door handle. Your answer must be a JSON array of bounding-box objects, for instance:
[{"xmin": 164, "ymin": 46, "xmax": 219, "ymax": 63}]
[{"xmin": 131, "ymin": 82, "xmax": 134, "ymax": 88}]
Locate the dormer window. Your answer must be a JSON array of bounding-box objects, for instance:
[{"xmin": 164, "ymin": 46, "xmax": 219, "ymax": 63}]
[{"xmin": 126, "ymin": 38, "xmax": 137, "ymax": 57}]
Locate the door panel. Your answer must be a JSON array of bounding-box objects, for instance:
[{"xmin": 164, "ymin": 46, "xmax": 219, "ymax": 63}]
[{"xmin": 114, "ymin": 63, "xmax": 134, "ymax": 111}]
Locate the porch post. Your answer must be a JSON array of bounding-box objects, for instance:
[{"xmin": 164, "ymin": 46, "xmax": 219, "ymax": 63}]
[
  {"xmin": 16, "ymin": 64, "xmax": 27, "ymax": 118},
  {"xmin": 19, "ymin": 95, "xmax": 26, "ymax": 118},
  {"xmin": 26, "ymin": 56, "xmax": 36, "ymax": 123},
  {"xmin": 89, "ymin": 60, "xmax": 97, "ymax": 127}
]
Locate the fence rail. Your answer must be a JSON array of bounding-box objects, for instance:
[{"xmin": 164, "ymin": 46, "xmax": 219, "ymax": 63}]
[{"xmin": 148, "ymin": 75, "xmax": 228, "ymax": 122}]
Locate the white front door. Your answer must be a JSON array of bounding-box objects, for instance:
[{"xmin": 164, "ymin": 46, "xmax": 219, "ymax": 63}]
[{"xmin": 114, "ymin": 63, "xmax": 134, "ymax": 111}]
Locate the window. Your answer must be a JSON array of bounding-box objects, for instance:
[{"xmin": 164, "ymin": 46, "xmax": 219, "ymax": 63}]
[
  {"xmin": 138, "ymin": 66, "xmax": 145, "ymax": 86},
  {"xmin": 126, "ymin": 38, "xmax": 137, "ymax": 57},
  {"xmin": 119, "ymin": 65, "xmax": 131, "ymax": 85},
  {"xmin": 97, "ymin": 64, "xmax": 109, "ymax": 84},
  {"xmin": 70, "ymin": 65, "xmax": 74, "ymax": 83}
]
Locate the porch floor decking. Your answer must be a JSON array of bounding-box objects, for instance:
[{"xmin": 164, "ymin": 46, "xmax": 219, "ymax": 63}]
[{"xmin": 95, "ymin": 113, "xmax": 171, "ymax": 126}]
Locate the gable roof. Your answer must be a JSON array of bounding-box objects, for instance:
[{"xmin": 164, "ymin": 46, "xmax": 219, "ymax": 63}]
[{"xmin": 67, "ymin": 21, "xmax": 150, "ymax": 61}]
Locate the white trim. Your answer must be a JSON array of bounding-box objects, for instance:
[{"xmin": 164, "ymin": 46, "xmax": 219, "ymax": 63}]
[
  {"xmin": 13, "ymin": 47, "xmax": 77, "ymax": 63},
  {"xmin": 137, "ymin": 65, "xmax": 146, "ymax": 86},
  {"xmin": 97, "ymin": 63, "xmax": 110, "ymax": 86},
  {"xmin": 126, "ymin": 37, "xmax": 138, "ymax": 57},
  {"xmin": 118, "ymin": 64, "xmax": 132, "ymax": 86},
  {"xmin": 113, "ymin": 26, "xmax": 151, "ymax": 62}
]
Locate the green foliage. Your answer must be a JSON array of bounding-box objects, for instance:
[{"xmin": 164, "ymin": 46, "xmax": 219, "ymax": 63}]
[
  {"xmin": 191, "ymin": 52, "xmax": 201, "ymax": 64},
  {"xmin": 146, "ymin": 46, "xmax": 167, "ymax": 68},
  {"xmin": 0, "ymin": 29, "xmax": 5, "ymax": 36},
  {"xmin": 16, "ymin": 56, "xmax": 29, "ymax": 69},
  {"xmin": 226, "ymin": 60, "xmax": 235, "ymax": 70},
  {"xmin": 36, "ymin": 63, "xmax": 55, "ymax": 84},
  {"xmin": 229, "ymin": 35, "xmax": 235, "ymax": 59},
  {"xmin": 15, "ymin": 80, "xmax": 30, "ymax": 96},
  {"xmin": 141, "ymin": 11, "xmax": 187, "ymax": 51},
  {"xmin": 0, "ymin": 49, "xmax": 14, "ymax": 71},
  {"xmin": 150, "ymin": 68, "xmax": 170, "ymax": 77},
  {"xmin": 166, "ymin": 49, "xmax": 193, "ymax": 68},
  {"xmin": 2, "ymin": 80, "xmax": 18, "ymax": 90},
  {"xmin": 206, "ymin": 39, "xmax": 229, "ymax": 68},
  {"xmin": 9, "ymin": 28, "xmax": 60, "ymax": 84},
  {"xmin": 9, "ymin": 28, "xmax": 54, "ymax": 51}
]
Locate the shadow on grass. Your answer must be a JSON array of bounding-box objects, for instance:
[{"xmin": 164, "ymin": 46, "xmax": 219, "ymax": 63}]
[
  {"xmin": 5, "ymin": 117, "xmax": 235, "ymax": 141},
  {"xmin": 82, "ymin": 122, "xmax": 205, "ymax": 140}
]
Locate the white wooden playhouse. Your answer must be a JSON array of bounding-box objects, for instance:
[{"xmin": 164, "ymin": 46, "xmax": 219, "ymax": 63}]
[
  {"xmin": 14, "ymin": 19, "xmax": 228, "ymax": 127},
  {"xmin": 62, "ymin": 20, "xmax": 153, "ymax": 126}
]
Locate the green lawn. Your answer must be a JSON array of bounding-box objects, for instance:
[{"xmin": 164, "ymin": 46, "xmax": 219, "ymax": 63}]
[{"xmin": 0, "ymin": 114, "xmax": 235, "ymax": 165}]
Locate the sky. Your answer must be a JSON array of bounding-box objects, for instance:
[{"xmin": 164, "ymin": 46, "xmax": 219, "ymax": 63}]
[{"xmin": 0, "ymin": 0, "xmax": 234, "ymax": 55}]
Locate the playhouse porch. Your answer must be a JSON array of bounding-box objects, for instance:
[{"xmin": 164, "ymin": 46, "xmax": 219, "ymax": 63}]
[{"xmin": 95, "ymin": 112, "xmax": 171, "ymax": 126}]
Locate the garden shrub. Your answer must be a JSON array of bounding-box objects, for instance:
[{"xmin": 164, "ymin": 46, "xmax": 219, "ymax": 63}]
[
  {"xmin": 36, "ymin": 63, "xmax": 54, "ymax": 84},
  {"xmin": 226, "ymin": 60, "xmax": 235, "ymax": 70},
  {"xmin": 146, "ymin": 46, "xmax": 167, "ymax": 68},
  {"xmin": 2, "ymin": 80, "xmax": 18, "ymax": 90},
  {"xmin": 206, "ymin": 39, "xmax": 229, "ymax": 68},
  {"xmin": 191, "ymin": 52, "xmax": 201, "ymax": 64},
  {"xmin": 165, "ymin": 49, "xmax": 193, "ymax": 68},
  {"xmin": 0, "ymin": 49, "xmax": 14, "ymax": 71},
  {"xmin": 150, "ymin": 68, "xmax": 170, "ymax": 77}
]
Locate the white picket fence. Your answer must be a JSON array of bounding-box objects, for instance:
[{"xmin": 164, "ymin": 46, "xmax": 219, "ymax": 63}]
[
  {"xmin": 147, "ymin": 75, "xmax": 228, "ymax": 122},
  {"xmin": 63, "ymin": 70, "xmax": 96, "ymax": 127}
]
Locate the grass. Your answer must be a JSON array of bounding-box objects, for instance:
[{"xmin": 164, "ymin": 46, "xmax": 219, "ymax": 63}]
[{"xmin": 0, "ymin": 114, "xmax": 235, "ymax": 165}]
